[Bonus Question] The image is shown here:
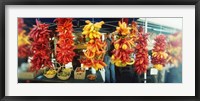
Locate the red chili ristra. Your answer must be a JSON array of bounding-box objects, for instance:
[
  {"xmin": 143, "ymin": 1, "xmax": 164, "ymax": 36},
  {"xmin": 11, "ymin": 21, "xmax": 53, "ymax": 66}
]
[
  {"xmin": 29, "ymin": 19, "xmax": 52, "ymax": 72},
  {"xmin": 55, "ymin": 18, "xmax": 75, "ymax": 65},
  {"xmin": 151, "ymin": 34, "xmax": 167, "ymax": 66},
  {"xmin": 134, "ymin": 27, "xmax": 149, "ymax": 75}
]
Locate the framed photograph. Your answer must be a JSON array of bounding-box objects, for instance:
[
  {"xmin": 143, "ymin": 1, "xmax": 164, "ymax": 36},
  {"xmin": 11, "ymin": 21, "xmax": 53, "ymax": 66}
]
[{"xmin": 0, "ymin": 0, "xmax": 199, "ymax": 101}]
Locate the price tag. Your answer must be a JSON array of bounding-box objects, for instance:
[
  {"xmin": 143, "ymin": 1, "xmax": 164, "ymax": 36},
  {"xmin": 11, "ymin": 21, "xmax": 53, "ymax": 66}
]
[
  {"xmin": 91, "ymin": 67, "xmax": 96, "ymax": 74},
  {"xmin": 102, "ymin": 33, "xmax": 105, "ymax": 41},
  {"xmin": 150, "ymin": 68, "xmax": 158, "ymax": 75},
  {"xmin": 81, "ymin": 64, "xmax": 89, "ymax": 70},
  {"xmin": 65, "ymin": 62, "xmax": 72, "ymax": 68},
  {"xmin": 82, "ymin": 49, "xmax": 86, "ymax": 52}
]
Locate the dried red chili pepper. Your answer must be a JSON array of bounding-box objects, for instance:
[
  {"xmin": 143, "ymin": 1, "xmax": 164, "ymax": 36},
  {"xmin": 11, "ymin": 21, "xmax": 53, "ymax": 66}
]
[
  {"xmin": 29, "ymin": 19, "xmax": 52, "ymax": 72},
  {"xmin": 55, "ymin": 18, "xmax": 75, "ymax": 65},
  {"xmin": 134, "ymin": 27, "xmax": 149, "ymax": 75}
]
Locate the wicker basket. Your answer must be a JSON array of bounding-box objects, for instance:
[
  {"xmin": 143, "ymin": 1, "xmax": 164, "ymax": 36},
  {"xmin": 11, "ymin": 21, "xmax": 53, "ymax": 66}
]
[
  {"xmin": 57, "ymin": 67, "xmax": 72, "ymax": 80},
  {"xmin": 43, "ymin": 68, "xmax": 57, "ymax": 79},
  {"xmin": 57, "ymin": 72, "xmax": 71, "ymax": 80},
  {"xmin": 44, "ymin": 73, "xmax": 56, "ymax": 79},
  {"xmin": 74, "ymin": 67, "xmax": 86, "ymax": 80}
]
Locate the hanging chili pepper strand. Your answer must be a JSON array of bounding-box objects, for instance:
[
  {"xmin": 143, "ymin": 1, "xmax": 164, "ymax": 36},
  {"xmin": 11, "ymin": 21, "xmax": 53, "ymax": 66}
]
[
  {"xmin": 134, "ymin": 27, "xmax": 149, "ymax": 75},
  {"xmin": 18, "ymin": 18, "xmax": 25, "ymax": 33},
  {"xmin": 80, "ymin": 20, "xmax": 107, "ymax": 70},
  {"xmin": 29, "ymin": 19, "xmax": 52, "ymax": 72},
  {"xmin": 54, "ymin": 18, "xmax": 75, "ymax": 65},
  {"xmin": 151, "ymin": 34, "xmax": 168, "ymax": 70},
  {"xmin": 111, "ymin": 21, "xmax": 135, "ymax": 67},
  {"xmin": 166, "ymin": 32, "xmax": 182, "ymax": 67},
  {"xmin": 18, "ymin": 18, "xmax": 31, "ymax": 58}
]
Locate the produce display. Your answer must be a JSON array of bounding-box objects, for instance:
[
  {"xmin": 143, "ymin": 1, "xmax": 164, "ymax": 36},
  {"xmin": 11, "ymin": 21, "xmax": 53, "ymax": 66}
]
[
  {"xmin": 55, "ymin": 18, "xmax": 76, "ymax": 66},
  {"xmin": 151, "ymin": 34, "xmax": 168, "ymax": 70},
  {"xmin": 166, "ymin": 32, "xmax": 182, "ymax": 67},
  {"xmin": 29, "ymin": 19, "xmax": 53, "ymax": 72},
  {"xmin": 80, "ymin": 20, "xmax": 107, "ymax": 70},
  {"xmin": 134, "ymin": 27, "xmax": 149, "ymax": 75},
  {"xmin": 17, "ymin": 18, "xmax": 182, "ymax": 83},
  {"xmin": 111, "ymin": 21, "xmax": 135, "ymax": 67}
]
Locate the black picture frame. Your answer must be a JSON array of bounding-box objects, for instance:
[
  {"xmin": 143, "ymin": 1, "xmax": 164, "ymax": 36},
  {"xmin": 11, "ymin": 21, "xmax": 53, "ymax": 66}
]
[{"xmin": 0, "ymin": 0, "xmax": 199, "ymax": 101}]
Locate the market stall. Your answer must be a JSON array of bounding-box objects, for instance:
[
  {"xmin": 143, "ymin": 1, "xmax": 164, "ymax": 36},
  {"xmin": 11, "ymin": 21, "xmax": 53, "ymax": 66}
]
[{"xmin": 18, "ymin": 18, "xmax": 182, "ymax": 83}]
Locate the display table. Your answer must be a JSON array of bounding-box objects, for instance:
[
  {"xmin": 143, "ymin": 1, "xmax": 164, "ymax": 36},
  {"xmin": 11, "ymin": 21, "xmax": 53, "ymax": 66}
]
[{"xmin": 18, "ymin": 70, "xmax": 104, "ymax": 83}]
